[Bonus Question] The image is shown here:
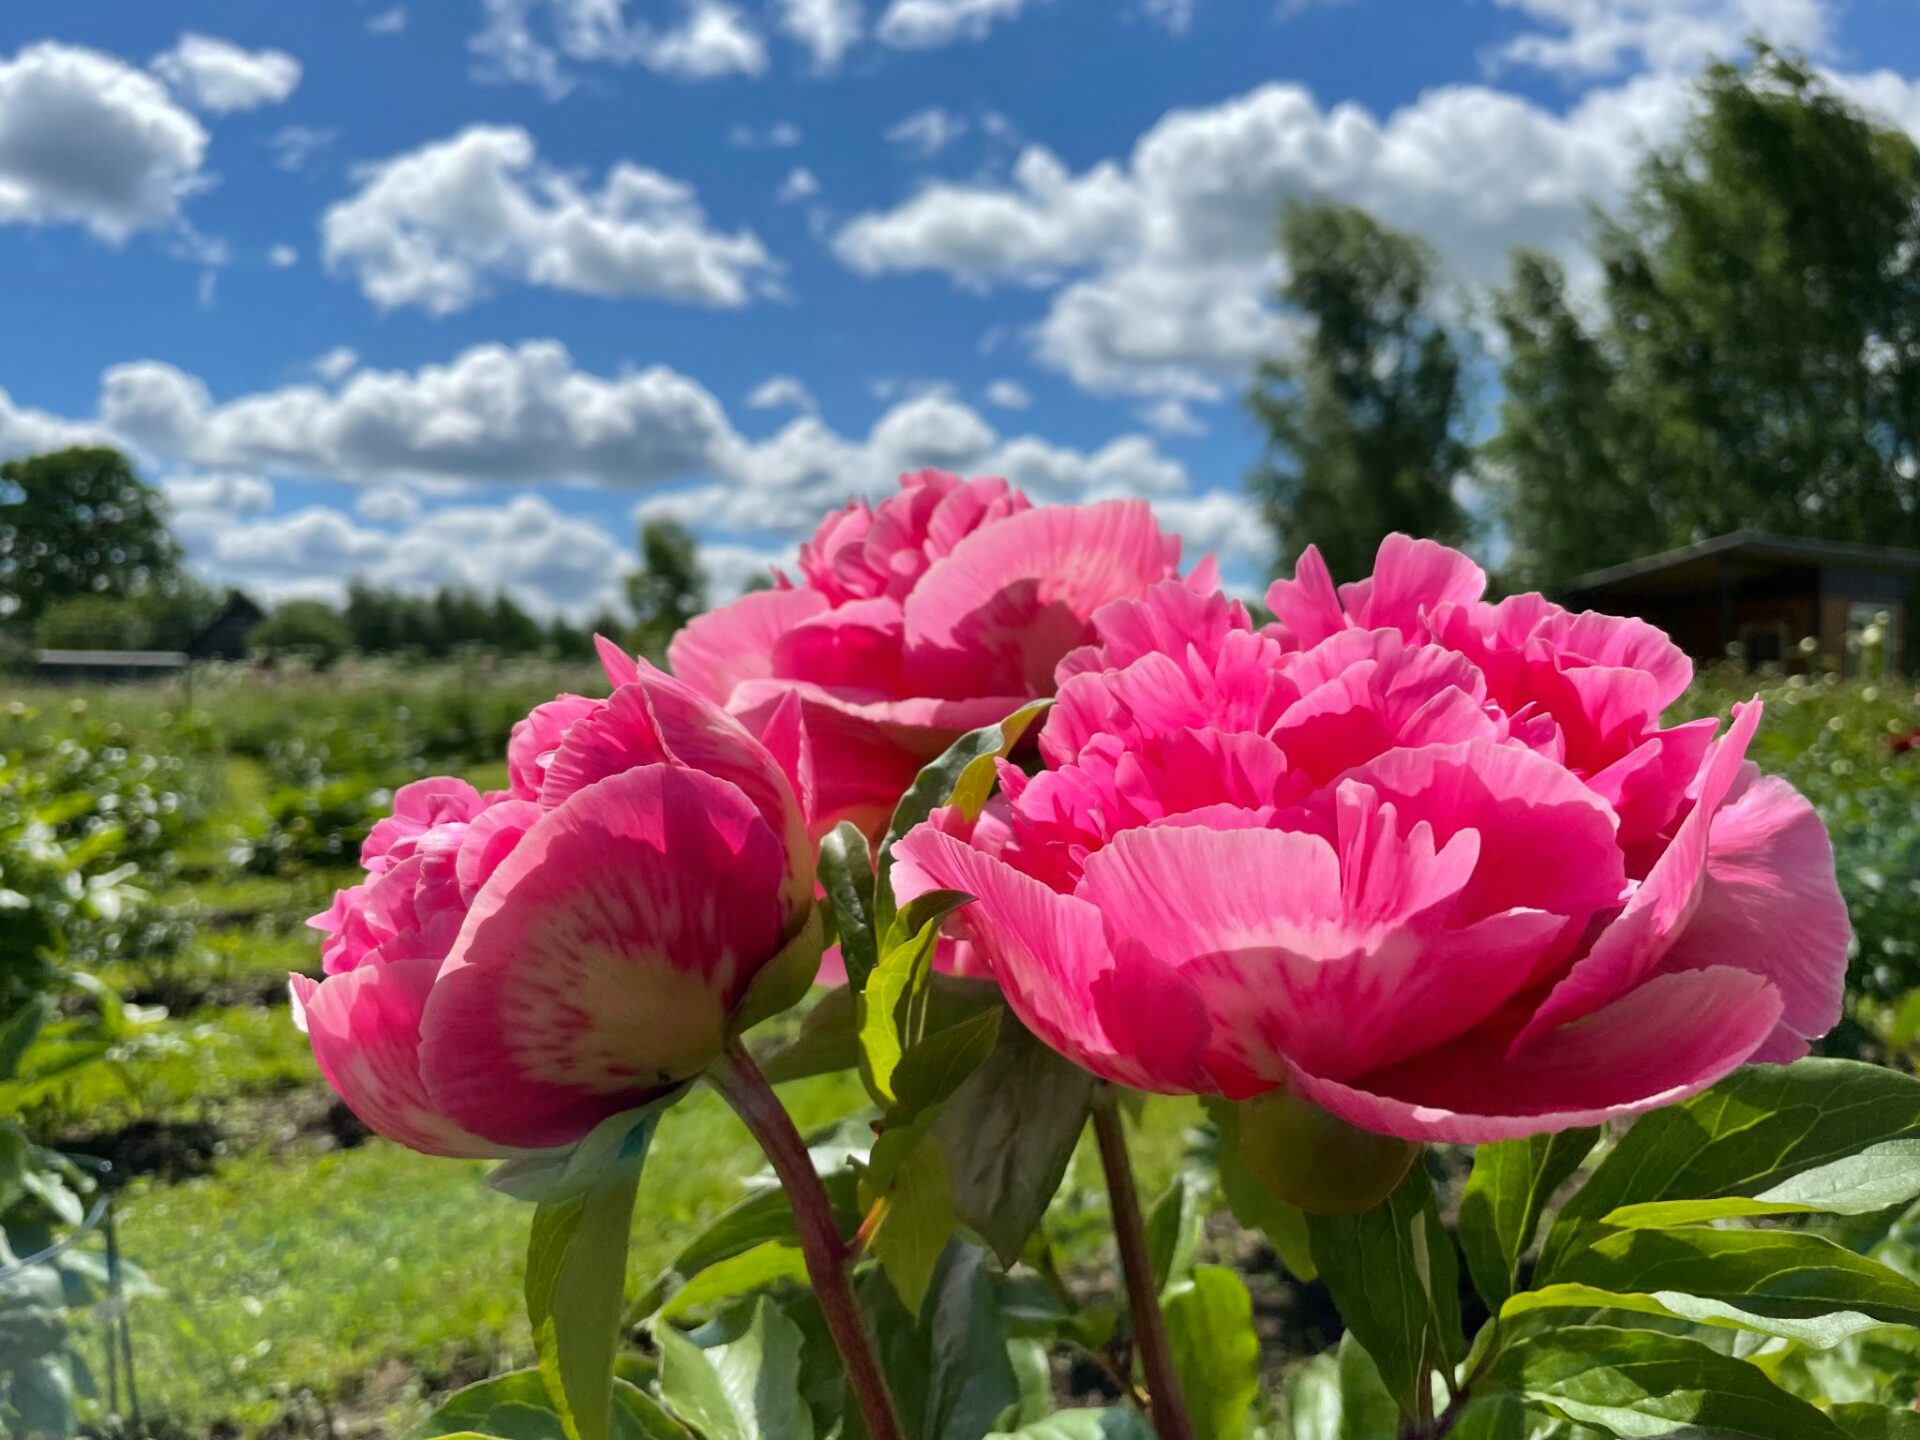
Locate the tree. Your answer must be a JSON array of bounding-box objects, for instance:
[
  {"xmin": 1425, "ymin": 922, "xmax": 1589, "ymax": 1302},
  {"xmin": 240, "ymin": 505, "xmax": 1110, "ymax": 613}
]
[
  {"xmin": 1247, "ymin": 202, "xmax": 1473, "ymax": 580},
  {"xmin": 626, "ymin": 520, "xmax": 705, "ymax": 662},
  {"xmin": 0, "ymin": 447, "xmax": 181, "ymax": 627},
  {"xmin": 250, "ymin": 599, "xmax": 354, "ymax": 669},
  {"xmin": 1492, "ymin": 49, "xmax": 1920, "ymax": 589}
]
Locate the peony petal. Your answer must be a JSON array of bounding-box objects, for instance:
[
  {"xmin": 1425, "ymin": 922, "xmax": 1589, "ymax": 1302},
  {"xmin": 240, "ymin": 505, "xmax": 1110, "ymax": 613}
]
[
  {"xmin": 668, "ymin": 587, "xmax": 830, "ymax": 704},
  {"xmin": 596, "ymin": 634, "xmax": 639, "ymax": 689},
  {"xmin": 292, "ymin": 960, "xmax": 506, "ymax": 1159},
  {"xmin": 1337, "ymin": 534, "xmax": 1487, "ymax": 639},
  {"xmin": 769, "ymin": 598, "xmax": 909, "ymax": 693},
  {"xmin": 1264, "ymin": 544, "xmax": 1346, "ymax": 650},
  {"xmin": 893, "ymin": 825, "xmax": 1211, "ymax": 1092},
  {"xmin": 454, "ymin": 799, "xmax": 539, "ymax": 901},
  {"xmin": 1655, "ymin": 769, "xmax": 1850, "ymax": 1062},
  {"xmin": 507, "ymin": 695, "xmax": 603, "ymax": 800},
  {"xmin": 420, "ymin": 766, "xmax": 789, "ymax": 1150},
  {"xmin": 1296, "ymin": 966, "xmax": 1784, "ymax": 1144}
]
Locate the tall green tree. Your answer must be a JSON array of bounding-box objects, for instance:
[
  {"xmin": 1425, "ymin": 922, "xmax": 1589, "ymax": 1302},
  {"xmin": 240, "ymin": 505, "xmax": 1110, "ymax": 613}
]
[
  {"xmin": 626, "ymin": 519, "xmax": 705, "ymax": 662},
  {"xmin": 1247, "ymin": 201, "xmax": 1473, "ymax": 579},
  {"xmin": 1491, "ymin": 49, "xmax": 1920, "ymax": 589},
  {"xmin": 0, "ymin": 447, "xmax": 181, "ymax": 627}
]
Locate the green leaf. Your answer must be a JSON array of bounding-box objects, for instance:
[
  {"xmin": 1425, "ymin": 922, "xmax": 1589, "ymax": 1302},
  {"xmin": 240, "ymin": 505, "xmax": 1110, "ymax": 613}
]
[
  {"xmin": 1307, "ymin": 1165, "xmax": 1463, "ymax": 1421},
  {"xmin": 0, "ymin": 995, "xmax": 49, "ymax": 1084},
  {"xmin": 1146, "ymin": 1171, "xmax": 1209, "ymax": 1299},
  {"xmin": 874, "ymin": 700, "xmax": 1050, "ymax": 941},
  {"xmin": 493, "ymin": 1102, "xmax": 675, "ymax": 1205},
  {"xmin": 656, "ymin": 1241, "xmax": 809, "ymax": 1324},
  {"xmin": 1163, "ymin": 1265, "xmax": 1260, "ymax": 1440},
  {"xmin": 1544, "ymin": 1225, "xmax": 1920, "ymax": 1344},
  {"xmin": 1541, "ymin": 1060, "xmax": 1920, "ymax": 1278},
  {"xmin": 757, "ymin": 987, "xmax": 859, "ymax": 1084},
  {"xmin": 1334, "ymin": 1333, "xmax": 1402, "ymax": 1440},
  {"xmin": 1830, "ymin": 1405, "xmax": 1920, "ymax": 1440},
  {"xmin": 1600, "ymin": 1140, "xmax": 1920, "ymax": 1229},
  {"xmin": 985, "ymin": 1412, "xmax": 1157, "ymax": 1440},
  {"xmin": 526, "ymin": 1173, "xmax": 642, "ymax": 1440},
  {"xmin": 655, "ymin": 1297, "xmax": 815, "ymax": 1440},
  {"xmin": 866, "ymin": 1137, "xmax": 957, "ymax": 1317},
  {"xmin": 1207, "ymin": 1097, "xmax": 1316, "ymax": 1282},
  {"xmin": 932, "ymin": 1015, "xmax": 1094, "ymax": 1264},
  {"xmin": 1501, "ymin": 1283, "xmax": 1893, "ymax": 1349},
  {"xmin": 819, "ymin": 823, "xmax": 878, "ymax": 991},
  {"xmin": 858, "ymin": 902, "xmax": 954, "ymax": 1105},
  {"xmin": 892, "ymin": 1004, "xmax": 1004, "ymax": 1120},
  {"xmin": 1459, "ymin": 1129, "xmax": 1599, "ymax": 1310},
  {"xmin": 1482, "ymin": 1324, "xmax": 1848, "ymax": 1438},
  {"xmin": 729, "ymin": 907, "xmax": 827, "ymax": 1037},
  {"xmin": 1445, "ymin": 1393, "xmax": 1533, "ymax": 1440},
  {"xmin": 420, "ymin": 1370, "xmax": 690, "ymax": 1440},
  {"xmin": 866, "ymin": 1243, "xmax": 1021, "ymax": 1440},
  {"xmin": 635, "ymin": 1170, "xmax": 859, "ymax": 1315}
]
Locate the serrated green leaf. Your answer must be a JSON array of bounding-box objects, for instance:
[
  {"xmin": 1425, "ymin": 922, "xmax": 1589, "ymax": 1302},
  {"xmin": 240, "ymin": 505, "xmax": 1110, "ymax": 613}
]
[
  {"xmin": 1459, "ymin": 1129, "xmax": 1598, "ymax": 1310},
  {"xmin": 1308, "ymin": 1165, "xmax": 1463, "ymax": 1421},
  {"xmin": 874, "ymin": 700, "xmax": 1050, "ymax": 940},
  {"xmin": 1164, "ymin": 1265, "xmax": 1260, "ymax": 1440},
  {"xmin": 655, "ymin": 1297, "xmax": 814, "ymax": 1440},
  {"xmin": 932, "ymin": 1015, "xmax": 1093, "ymax": 1264},
  {"xmin": 819, "ymin": 823, "xmax": 878, "ymax": 991},
  {"xmin": 1542, "ymin": 1060, "xmax": 1920, "ymax": 1279},
  {"xmin": 1482, "ymin": 1324, "xmax": 1848, "ymax": 1438},
  {"xmin": 526, "ymin": 1174, "xmax": 642, "ymax": 1440}
]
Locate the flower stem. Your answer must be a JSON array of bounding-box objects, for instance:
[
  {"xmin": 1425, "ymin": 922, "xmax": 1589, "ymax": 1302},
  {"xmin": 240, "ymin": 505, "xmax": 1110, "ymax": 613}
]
[
  {"xmin": 1092, "ymin": 1088, "xmax": 1198, "ymax": 1440},
  {"xmin": 707, "ymin": 1040, "xmax": 905, "ymax": 1440}
]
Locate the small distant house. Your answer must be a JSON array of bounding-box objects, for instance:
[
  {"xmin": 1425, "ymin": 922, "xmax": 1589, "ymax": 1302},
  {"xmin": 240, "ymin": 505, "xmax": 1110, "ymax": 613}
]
[
  {"xmin": 33, "ymin": 590, "xmax": 263, "ymax": 682},
  {"xmin": 1564, "ymin": 532, "xmax": 1920, "ymax": 675}
]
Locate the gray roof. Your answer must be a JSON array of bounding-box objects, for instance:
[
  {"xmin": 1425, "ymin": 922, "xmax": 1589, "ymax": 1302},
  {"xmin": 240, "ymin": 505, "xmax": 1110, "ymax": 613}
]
[
  {"xmin": 1568, "ymin": 530, "xmax": 1920, "ymax": 595},
  {"xmin": 36, "ymin": 650, "xmax": 189, "ymax": 668}
]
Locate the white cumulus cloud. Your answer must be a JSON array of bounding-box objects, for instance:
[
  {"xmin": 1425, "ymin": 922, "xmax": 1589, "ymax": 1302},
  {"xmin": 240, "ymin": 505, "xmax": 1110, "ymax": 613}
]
[
  {"xmin": 778, "ymin": 0, "xmax": 863, "ymax": 70},
  {"xmin": 875, "ymin": 0, "xmax": 1037, "ymax": 48},
  {"xmin": 472, "ymin": 0, "xmax": 767, "ymax": 94},
  {"xmin": 151, "ymin": 34, "xmax": 301, "ymax": 112},
  {"xmin": 1493, "ymin": 0, "xmax": 1829, "ymax": 77},
  {"xmin": 322, "ymin": 126, "xmax": 777, "ymax": 314}
]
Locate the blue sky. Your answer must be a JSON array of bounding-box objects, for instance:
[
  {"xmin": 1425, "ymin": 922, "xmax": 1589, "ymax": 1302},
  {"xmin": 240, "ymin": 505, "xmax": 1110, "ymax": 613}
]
[{"xmin": 3, "ymin": 0, "xmax": 1918, "ymax": 616}]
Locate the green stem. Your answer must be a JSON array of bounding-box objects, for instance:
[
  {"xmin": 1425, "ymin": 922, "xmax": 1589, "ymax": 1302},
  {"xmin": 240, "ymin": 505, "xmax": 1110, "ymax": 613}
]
[
  {"xmin": 707, "ymin": 1041, "xmax": 905, "ymax": 1440},
  {"xmin": 1092, "ymin": 1089, "xmax": 1198, "ymax": 1440}
]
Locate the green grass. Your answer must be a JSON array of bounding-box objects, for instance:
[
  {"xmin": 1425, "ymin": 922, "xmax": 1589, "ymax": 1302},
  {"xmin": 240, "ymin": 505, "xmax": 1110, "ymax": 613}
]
[{"xmin": 118, "ymin": 1071, "xmax": 869, "ymax": 1435}]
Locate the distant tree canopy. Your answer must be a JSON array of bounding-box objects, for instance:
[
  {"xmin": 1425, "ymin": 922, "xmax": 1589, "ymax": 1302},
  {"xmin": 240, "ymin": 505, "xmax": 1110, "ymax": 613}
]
[
  {"xmin": 1247, "ymin": 201, "xmax": 1473, "ymax": 580},
  {"xmin": 626, "ymin": 519, "xmax": 707, "ymax": 663},
  {"xmin": 0, "ymin": 447, "xmax": 182, "ymax": 626},
  {"xmin": 1489, "ymin": 49, "xmax": 1920, "ymax": 590}
]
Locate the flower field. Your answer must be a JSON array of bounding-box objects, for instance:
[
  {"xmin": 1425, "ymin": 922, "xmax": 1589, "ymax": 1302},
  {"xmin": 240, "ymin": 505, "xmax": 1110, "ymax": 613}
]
[{"xmin": 5, "ymin": 647, "xmax": 1919, "ymax": 1437}]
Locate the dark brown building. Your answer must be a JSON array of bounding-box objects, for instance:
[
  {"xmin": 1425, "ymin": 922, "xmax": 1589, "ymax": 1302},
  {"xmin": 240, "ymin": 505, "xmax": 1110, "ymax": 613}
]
[{"xmin": 1564, "ymin": 532, "xmax": 1920, "ymax": 675}]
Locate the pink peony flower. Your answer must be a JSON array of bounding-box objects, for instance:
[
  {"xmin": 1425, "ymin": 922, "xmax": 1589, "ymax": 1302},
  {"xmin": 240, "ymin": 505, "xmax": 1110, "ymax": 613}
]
[
  {"xmin": 669, "ymin": 469, "xmax": 1195, "ymax": 839},
  {"xmin": 897, "ymin": 535, "xmax": 1850, "ymax": 1144},
  {"xmin": 295, "ymin": 650, "xmax": 819, "ymax": 1157}
]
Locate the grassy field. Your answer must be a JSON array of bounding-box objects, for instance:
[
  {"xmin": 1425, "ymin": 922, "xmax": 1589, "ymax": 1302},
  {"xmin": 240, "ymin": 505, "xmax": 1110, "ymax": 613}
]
[{"xmin": 6, "ymin": 655, "xmax": 1915, "ymax": 1436}]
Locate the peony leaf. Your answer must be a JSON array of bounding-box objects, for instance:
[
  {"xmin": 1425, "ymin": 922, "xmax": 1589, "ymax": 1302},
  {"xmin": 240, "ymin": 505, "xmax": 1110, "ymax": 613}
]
[
  {"xmin": 525, "ymin": 1174, "xmax": 643, "ymax": 1440},
  {"xmin": 1480, "ymin": 1324, "xmax": 1848, "ymax": 1438},
  {"xmin": 818, "ymin": 822, "xmax": 877, "ymax": 991},
  {"xmin": 864, "ymin": 1243, "xmax": 1022, "ymax": 1440},
  {"xmin": 1541, "ymin": 1059, "xmax": 1920, "ymax": 1277},
  {"xmin": 1205, "ymin": 1097, "xmax": 1316, "ymax": 1283},
  {"xmin": 655, "ymin": 1297, "xmax": 814, "ymax": 1440},
  {"xmin": 864, "ymin": 1136, "xmax": 957, "ymax": 1318},
  {"xmin": 1306, "ymin": 1165, "xmax": 1463, "ymax": 1423},
  {"xmin": 1458, "ymin": 1128, "xmax": 1599, "ymax": 1311},
  {"xmin": 491, "ymin": 1099, "xmax": 676, "ymax": 1205},
  {"xmin": 1500, "ymin": 1282, "xmax": 1893, "ymax": 1349},
  {"xmin": 1163, "ymin": 1265, "xmax": 1261, "ymax": 1440},
  {"xmin": 1145, "ymin": 1170, "xmax": 1210, "ymax": 1300},
  {"xmin": 983, "ymin": 1413, "xmax": 1156, "ymax": 1440},
  {"xmin": 420, "ymin": 1370, "xmax": 690, "ymax": 1439},
  {"xmin": 632, "ymin": 1168, "xmax": 859, "ymax": 1317},
  {"xmin": 873, "ymin": 699, "xmax": 1050, "ymax": 942},
  {"xmin": 1830, "ymin": 1404, "xmax": 1920, "ymax": 1440},
  {"xmin": 655, "ymin": 1241, "xmax": 809, "ymax": 1324}
]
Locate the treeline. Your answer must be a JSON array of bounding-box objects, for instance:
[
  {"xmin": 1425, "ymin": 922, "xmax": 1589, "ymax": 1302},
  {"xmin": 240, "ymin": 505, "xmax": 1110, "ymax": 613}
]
[{"xmin": 1249, "ymin": 49, "xmax": 1920, "ymax": 593}]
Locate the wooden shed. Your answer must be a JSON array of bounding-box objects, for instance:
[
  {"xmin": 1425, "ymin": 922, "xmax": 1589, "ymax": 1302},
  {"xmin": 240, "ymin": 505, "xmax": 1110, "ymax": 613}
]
[{"xmin": 1563, "ymin": 531, "xmax": 1920, "ymax": 675}]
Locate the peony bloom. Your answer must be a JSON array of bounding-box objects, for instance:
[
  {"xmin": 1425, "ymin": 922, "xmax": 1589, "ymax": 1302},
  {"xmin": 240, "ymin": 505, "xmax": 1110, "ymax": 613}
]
[
  {"xmin": 896, "ymin": 535, "xmax": 1850, "ymax": 1144},
  {"xmin": 669, "ymin": 468, "xmax": 1196, "ymax": 839},
  {"xmin": 294, "ymin": 647, "xmax": 819, "ymax": 1157}
]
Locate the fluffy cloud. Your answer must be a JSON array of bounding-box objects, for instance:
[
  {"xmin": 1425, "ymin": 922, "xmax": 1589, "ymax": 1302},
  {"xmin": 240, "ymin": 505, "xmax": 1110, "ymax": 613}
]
[
  {"xmin": 0, "ymin": 384, "xmax": 109, "ymax": 461},
  {"xmin": 322, "ymin": 126, "xmax": 777, "ymax": 313},
  {"xmin": 0, "ymin": 42, "xmax": 208, "ymax": 240},
  {"xmin": 150, "ymin": 34, "xmax": 302, "ymax": 112},
  {"xmin": 1493, "ymin": 0, "xmax": 1829, "ymax": 76},
  {"xmin": 472, "ymin": 0, "xmax": 767, "ymax": 93},
  {"xmin": 777, "ymin": 166, "xmax": 820, "ymax": 203},
  {"xmin": 886, "ymin": 106, "xmax": 969, "ymax": 156},
  {"xmin": 778, "ymin": 0, "xmax": 863, "ymax": 70},
  {"xmin": 875, "ymin": 0, "xmax": 1036, "ymax": 48},
  {"xmin": 984, "ymin": 379, "xmax": 1030, "ymax": 409},
  {"xmin": 747, "ymin": 375, "xmax": 817, "ymax": 413},
  {"xmin": 835, "ymin": 72, "xmax": 1703, "ymax": 400}
]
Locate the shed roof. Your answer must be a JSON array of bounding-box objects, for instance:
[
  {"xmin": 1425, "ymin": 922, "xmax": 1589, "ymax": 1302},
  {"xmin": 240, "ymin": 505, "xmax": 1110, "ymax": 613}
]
[{"xmin": 1567, "ymin": 531, "xmax": 1920, "ymax": 599}]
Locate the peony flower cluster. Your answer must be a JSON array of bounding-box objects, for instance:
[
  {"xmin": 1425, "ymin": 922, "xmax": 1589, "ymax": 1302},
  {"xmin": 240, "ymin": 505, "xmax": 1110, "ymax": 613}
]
[
  {"xmin": 294, "ymin": 645, "xmax": 818, "ymax": 1157},
  {"xmin": 671, "ymin": 468, "xmax": 1195, "ymax": 837},
  {"xmin": 898, "ymin": 536, "xmax": 1851, "ymax": 1142}
]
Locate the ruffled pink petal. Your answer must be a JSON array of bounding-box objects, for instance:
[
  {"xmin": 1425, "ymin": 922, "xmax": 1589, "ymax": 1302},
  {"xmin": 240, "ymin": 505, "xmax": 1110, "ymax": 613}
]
[
  {"xmin": 756, "ymin": 690, "xmax": 819, "ymax": 837},
  {"xmin": 1655, "ymin": 769, "xmax": 1850, "ymax": 1062},
  {"xmin": 596, "ymin": 634, "xmax": 639, "ymax": 689},
  {"xmin": 1264, "ymin": 545, "xmax": 1346, "ymax": 651},
  {"xmin": 893, "ymin": 826, "xmax": 1212, "ymax": 1092},
  {"xmin": 420, "ymin": 767, "xmax": 789, "ymax": 1150},
  {"xmin": 668, "ymin": 587, "xmax": 831, "ymax": 705},
  {"xmin": 1586, "ymin": 718, "xmax": 1720, "ymax": 857},
  {"xmin": 507, "ymin": 695, "xmax": 603, "ymax": 800},
  {"xmin": 1520, "ymin": 701, "xmax": 1761, "ymax": 1045},
  {"xmin": 1337, "ymin": 534, "xmax": 1487, "ymax": 640},
  {"xmin": 454, "ymin": 799, "xmax": 540, "ymax": 901},
  {"xmin": 902, "ymin": 499, "xmax": 1180, "ymax": 698},
  {"xmin": 292, "ymin": 959, "xmax": 505, "ymax": 1159},
  {"xmin": 1295, "ymin": 966, "xmax": 1785, "ymax": 1144},
  {"xmin": 770, "ymin": 598, "xmax": 909, "ymax": 693},
  {"xmin": 362, "ymin": 777, "xmax": 486, "ymax": 872}
]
